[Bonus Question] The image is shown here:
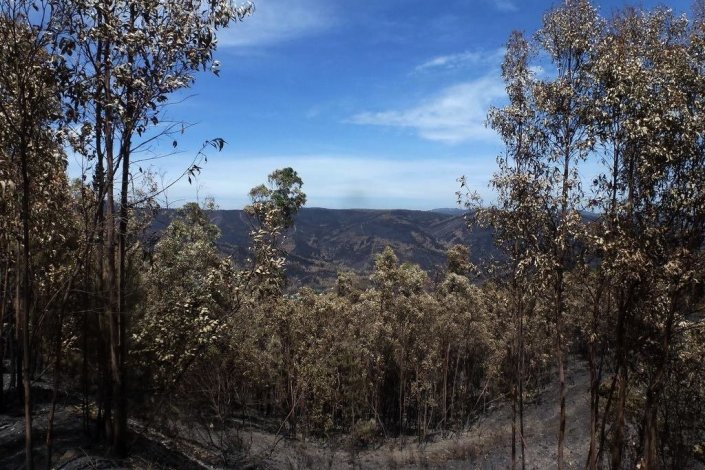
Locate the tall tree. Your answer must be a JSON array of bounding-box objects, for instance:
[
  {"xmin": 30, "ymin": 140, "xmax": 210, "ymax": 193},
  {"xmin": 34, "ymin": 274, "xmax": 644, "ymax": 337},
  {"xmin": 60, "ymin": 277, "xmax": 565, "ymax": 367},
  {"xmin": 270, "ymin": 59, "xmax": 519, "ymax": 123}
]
[
  {"xmin": 532, "ymin": 3, "xmax": 600, "ymax": 467},
  {"xmin": 134, "ymin": 201, "xmax": 236, "ymax": 393},
  {"xmin": 52, "ymin": 0, "xmax": 253, "ymax": 455},
  {"xmin": 482, "ymin": 29, "xmax": 542, "ymax": 470},
  {"xmin": 582, "ymin": 7, "xmax": 705, "ymax": 468},
  {"xmin": 0, "ymin": 3, "xmax": 64, "ymax": 467},
  {"xmin": 481, "ymin": 3, "xmax": 705, "ymax": 468},
  {"xmin": 476, "ymin": 2, "xmax": 600, "ymax": 468},
  {"xmin": 245, "ymin": 167, "xmax": 307, "ymax": 297}
]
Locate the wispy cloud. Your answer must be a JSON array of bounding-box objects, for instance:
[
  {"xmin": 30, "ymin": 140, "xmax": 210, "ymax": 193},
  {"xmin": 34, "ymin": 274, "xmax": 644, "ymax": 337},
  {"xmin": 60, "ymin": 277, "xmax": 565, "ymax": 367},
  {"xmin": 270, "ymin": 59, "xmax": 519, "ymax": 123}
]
[
  {"xmin": 350, "ymin": 75, "xmax": 506, "ymax": 145},
  {"xmin": 161, "ymin": 153, "xmax": 496, "ymax": 210},
  {"xmin": 217, "ymin": 0, "xmax": 334, "ymax": 48},
  {"xmin": 490, "ymin": 0, "xmax": 518, "ymax": 12},
  {"xmin": 415, "ymin": 48, "xmax": 505, "ymax": 72}
]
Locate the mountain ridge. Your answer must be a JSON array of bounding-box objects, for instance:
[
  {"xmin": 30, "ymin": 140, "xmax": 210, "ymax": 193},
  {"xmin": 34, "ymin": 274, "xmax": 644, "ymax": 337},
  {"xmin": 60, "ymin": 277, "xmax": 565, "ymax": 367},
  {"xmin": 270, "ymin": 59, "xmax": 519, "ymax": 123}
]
[{"xmin": 152, "ymin": 207, "xmax": 497, "ymax": 289}]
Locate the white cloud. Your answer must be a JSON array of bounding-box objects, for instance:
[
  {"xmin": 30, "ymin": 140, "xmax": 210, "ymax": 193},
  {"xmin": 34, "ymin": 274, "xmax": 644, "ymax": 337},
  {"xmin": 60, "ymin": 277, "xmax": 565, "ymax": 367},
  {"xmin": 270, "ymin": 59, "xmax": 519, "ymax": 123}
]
[
  {"xmin": 217, "ymin": 0, "xmax": 334, "ymax": 48},
  {"xmin": 161, "ymin": 153, "xmax": 496, "ymax": 210},
  {"xmin": 491, "ymin": 0, "xmax": 518, "ymax": 12},
  {"xmin": 350, "ymin": 75, "xmax": 506, "ymax": 145},
  {"xmin": 415, "ymin": 48, "xmax": 505, "ymax": 72}
]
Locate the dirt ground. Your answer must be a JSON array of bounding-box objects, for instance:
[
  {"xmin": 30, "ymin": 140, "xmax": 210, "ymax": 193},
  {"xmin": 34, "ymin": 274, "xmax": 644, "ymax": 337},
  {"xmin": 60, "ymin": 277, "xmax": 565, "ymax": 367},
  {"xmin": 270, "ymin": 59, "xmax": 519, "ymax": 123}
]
[
  {"xmin": 2, "ymin": 363, "xmax": 700, "ymax": 469},
  {"xmin": 253, "ymin": 362, "xmax": 591, "ymax": 470},
  {"xmin": 0, "ymin": 374, "xmax": 208, "ymax": 470}
]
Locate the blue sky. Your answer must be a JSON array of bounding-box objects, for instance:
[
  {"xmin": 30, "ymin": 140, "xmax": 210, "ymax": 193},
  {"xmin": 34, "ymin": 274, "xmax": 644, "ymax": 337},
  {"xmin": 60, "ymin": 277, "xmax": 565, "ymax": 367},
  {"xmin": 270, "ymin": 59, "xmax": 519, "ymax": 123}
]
[{"xmin": 99, "ymin": 0, "xmax": 693, "ymax": 210}]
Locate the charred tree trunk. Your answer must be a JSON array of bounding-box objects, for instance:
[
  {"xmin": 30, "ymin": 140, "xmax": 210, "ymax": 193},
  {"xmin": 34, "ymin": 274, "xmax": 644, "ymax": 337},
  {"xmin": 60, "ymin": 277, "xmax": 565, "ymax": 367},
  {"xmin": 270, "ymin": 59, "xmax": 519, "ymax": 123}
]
[
  {"xmin": 45, "ymin": 309, "xmax": 64, "ymax": 470},
  {"xmin": 587, "ymin": 339, "xmax": 599, "ymax": 470},
  {"xmin": 512, "ymin": 372, "xmax": 517, "ymax": 470},
  {"xmin": 113, "ymin": 129, "xmax": 132, "ymax": 457},
  {"xmin": 611, "ymin": 284, "xmax": 633, "ymax": 470},
  {"xmin": 640, "ymin": 296, "xmax": 677, "ymax": 469},
  {"xmin": 555, "ymin": 273, "xmax": 567, "ymax": 470},
  {"xmin": 518, "ymin": 298, "xmax": 526, "ymax": 470},
  {"xmin": 586, "ymin": 281, "xmax": 605, "ymax": 470},
  {"xmin": 19, "ymin": 130, "xmax": 34, "ymax": 470},
  {"xmin": 0, "ymin": 259, "xmax": 10, "ymax": 412}
]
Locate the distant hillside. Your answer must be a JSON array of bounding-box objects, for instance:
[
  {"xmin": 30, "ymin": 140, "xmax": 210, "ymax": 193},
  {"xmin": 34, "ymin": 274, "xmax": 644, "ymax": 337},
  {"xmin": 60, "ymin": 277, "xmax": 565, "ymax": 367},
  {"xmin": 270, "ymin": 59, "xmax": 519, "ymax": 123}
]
[
  {"xmin": 152, "ymin": 208, "xmax": 498, "ymax": 289},
  {"xmin": 429, "ymin": 207, "xmax": 467, "ymax": 216}
]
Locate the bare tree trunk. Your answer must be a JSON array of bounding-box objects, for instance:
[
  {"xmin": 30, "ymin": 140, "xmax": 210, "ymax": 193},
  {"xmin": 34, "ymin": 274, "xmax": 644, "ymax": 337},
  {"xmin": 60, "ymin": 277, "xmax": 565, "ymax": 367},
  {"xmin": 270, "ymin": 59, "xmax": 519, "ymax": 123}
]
[
  {"xmin": 97, "ymin": 28, "xmax": 129, "ymax": 454},
  {"xmin": 12, "ymin": 262, "xmax": 18, "ymax": 396},
  {"xmin": 113, "ymin": 130, "xmax": 132, "ymax": 457},
  {"xmin": 112, "ymin": 7, "xmax": 137, "ymax": 454},
  {"xmin": 0, "ymin": 260, "xmax": 10, "ymax": 411},
  {"xmin": 587, "ymin": 340, "xmax": 598, "ymax": 470},
  {"xmin": 598, "ymin": 366, "xmax": 617, "ymax": 464},
  {"xmin": 640, "ymin": 299, "xmax": 676, "ymax": 469},
  {"xmin": 103, "ymin": 81, "xmax": 122, "ymax": 453},
  {"xmin": 555, "ymin": 275, "xmax": 566, "ymax": 470},
  {"xmin": 398, "ymin": 365, "xmax": 404, "ymax": 437},
  {"xmin": 442, "ymin": 343, "xmax": 449, "ymax": 430},
  {"xmin": 20, "ymin": 134, "xmax": 34, "ymax": 470},
  {"xmin": 87, "ymin": 38, "xmax": 105, "ymax": 437},
  {"xmin": 106, "ymin": 153, "xmax": 122, "ymax": 455},
  {"xmin": 586, "ymin": 281, "xmax": 605, "ymax": 470},
  {"xmin": 45, "ymin": 310, "xmax": 64, "ymax": 470},
  {"xmin": 611, "ymin": 365, "xmax": 627, "ymax": 470},
  {"xmin": 81, "ymin": 291, "xmax": 89, "ymax": 434},
  {"xmin": 641, "ymin": 396, "xmax": 659, "ymax": 470},
  {"xmin": 519, "ymin": 300, "xmax": 526, "ymax": 470},
  {"xmin": 512, "ymin": 376, "xmax": 517, "ymax": 470},
  {"xmin": 557, "ymin": 342, "xmax": 566, "ymax": 470},
  {"xmin": 14, "ymin": 248, "xmax": 21, "ymax": 399},
  {"xmin": 611, "ymin": 289, "xmax": 631, "ymax": 470},
  {"xmin": 450, "ymin": 352, "xmax": 460, "ymax": 422}
]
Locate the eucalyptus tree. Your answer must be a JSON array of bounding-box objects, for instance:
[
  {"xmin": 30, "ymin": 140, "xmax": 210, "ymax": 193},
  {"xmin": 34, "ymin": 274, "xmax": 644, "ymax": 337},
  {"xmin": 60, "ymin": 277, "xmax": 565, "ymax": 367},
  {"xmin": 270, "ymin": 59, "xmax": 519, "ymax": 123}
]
[
  {"xmin": 49, "ymin": 0, "xmax": 253, "ymax": 454},
  {"xmin": 481, "ymin": 29, "xmax": 543, "ymax": 470},
  {"xmin": 587, "ymin": 8, "xmax": 705, "ymax": 467},
  {"xmin": 436, "ymin": 246, "xmax": 490, "ymax": 432},
  {"xmin": 476, "ymin": 2, "xmax": 601, "ymax": 467},
  {"xmin": 133, "ymin": 201, "xmax": 236, "ymax": 392},
  {"xmin": 637, "ymin": 13, "xmax": 705, "ymax": 468},
  {"xmin": 0, "ymin": 3, "xmax": 66, "ymax": 467},
  {"xmin": 370, "ymin": 247, "xmax": 434, "ymax": 435},
  {"xmin": 480, "ymin": 2, "xmax": 705, "ymax": 468},
  {"xmin": 585, "ymin": 9, "xmax": 657, "ymax": 467},
  {"xmin": 531, "ymin": 3, "xmax": 602, "ymax": 466},
  {"xmin": 245, "ymin": 167, "xmax": 307, "ymax": 297}
]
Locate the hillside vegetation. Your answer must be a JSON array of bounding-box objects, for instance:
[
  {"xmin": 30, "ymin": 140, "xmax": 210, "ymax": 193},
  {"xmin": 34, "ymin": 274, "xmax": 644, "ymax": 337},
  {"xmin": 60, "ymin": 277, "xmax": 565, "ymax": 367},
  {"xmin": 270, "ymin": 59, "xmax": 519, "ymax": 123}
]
[{"xmin": 152, "ymin": 208, "xmax": 496, "ymax": 289}]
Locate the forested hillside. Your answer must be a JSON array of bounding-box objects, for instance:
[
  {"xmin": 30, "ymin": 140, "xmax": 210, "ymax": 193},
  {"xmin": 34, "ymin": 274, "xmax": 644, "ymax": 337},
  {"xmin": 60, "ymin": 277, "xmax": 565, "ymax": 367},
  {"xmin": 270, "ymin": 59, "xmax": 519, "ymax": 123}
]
[
  {"xmin": 1, "ymin": 0, "xmax": 705, "ymax": 469},
  {"xmin": 152, "ymin": 208, "xmax": 496, "ymax": 288}
]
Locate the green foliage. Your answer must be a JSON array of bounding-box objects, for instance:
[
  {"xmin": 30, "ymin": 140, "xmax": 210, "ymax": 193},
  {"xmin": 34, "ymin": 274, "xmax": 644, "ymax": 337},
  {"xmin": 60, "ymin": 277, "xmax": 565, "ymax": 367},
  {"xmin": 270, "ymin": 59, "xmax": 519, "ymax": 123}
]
[
  {"xmin": 246, "ymin": 167, "xmax": 307, "ymax": 230},
  {"xmin": 245, "ymin": 168, "xmax": 307, "ymax": 298},
  {"xmin": 132, "ymin": 202, "xmax": 236, "ymax": 388}
]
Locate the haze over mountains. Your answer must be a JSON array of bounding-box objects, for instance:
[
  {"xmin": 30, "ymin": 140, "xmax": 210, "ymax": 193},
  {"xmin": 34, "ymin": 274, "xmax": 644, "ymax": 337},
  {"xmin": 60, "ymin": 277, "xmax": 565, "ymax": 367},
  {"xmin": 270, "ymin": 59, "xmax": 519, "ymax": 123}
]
[{"xmin": 153, "ymin": 207, "xmax": 497, "ymax": 288}]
